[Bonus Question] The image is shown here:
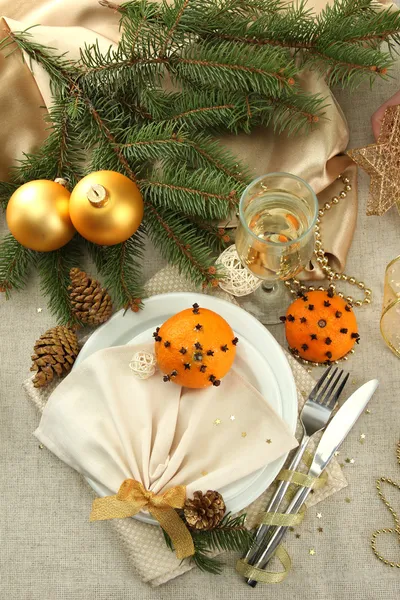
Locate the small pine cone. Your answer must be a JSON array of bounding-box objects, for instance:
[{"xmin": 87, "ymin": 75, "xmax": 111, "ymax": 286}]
[
  {"xmin": 183, "ymin": 490, "xmax": 226, "ymax": 531},
  {"xmin": 68, "ymin": 268, "xmax": 112, "ymax": 325},
  {"xmin": 30, "ymin": 326, "xmax": 79, "ymax": 388}
]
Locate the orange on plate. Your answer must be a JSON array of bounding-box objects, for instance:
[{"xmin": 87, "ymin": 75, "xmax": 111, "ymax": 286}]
[
  {"xmin": 154, "ymin": 303, "xmax": 238, "ymax": 388},
  {"xmin": 284, "ymin": 290, "xmax": 359, "ymax": 363}
]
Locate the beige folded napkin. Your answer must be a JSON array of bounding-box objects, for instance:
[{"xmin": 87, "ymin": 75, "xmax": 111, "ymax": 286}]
[
  {"xmin": 34, "ymin": 343, "xmax": 298, "ymax": 502},
  {"xmin": 24, "ymin": 264, "xmax": 347, "ymax": 586}
]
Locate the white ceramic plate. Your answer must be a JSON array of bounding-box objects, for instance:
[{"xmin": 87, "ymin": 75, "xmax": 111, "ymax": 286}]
[{"xmin": 75, "ymin": 292, "xmax": 297, "ymax": 524}]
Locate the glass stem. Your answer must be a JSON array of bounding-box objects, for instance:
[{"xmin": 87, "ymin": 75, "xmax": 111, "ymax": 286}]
[{"xmin": 261, "ymin": 282, "xmax": 276, "ymax": 293}]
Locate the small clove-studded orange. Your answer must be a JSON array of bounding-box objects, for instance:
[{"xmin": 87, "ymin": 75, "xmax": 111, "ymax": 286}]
[
  {"xmin": 154, "ymin": 304, "xmax": 238, "ymax": 388},
  {"xmin": 283, "ymin": 290, "xmax": 359, "ymax": 363}
]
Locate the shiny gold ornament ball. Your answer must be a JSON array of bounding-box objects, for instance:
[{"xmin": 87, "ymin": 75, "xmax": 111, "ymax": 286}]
[
  {"xmin": 6, "ymin": 180, "xmax": 75, "ymax": 252},
  {"xmin": 69, "ymin": 170, "xmax": 144, "ymax": 246}
]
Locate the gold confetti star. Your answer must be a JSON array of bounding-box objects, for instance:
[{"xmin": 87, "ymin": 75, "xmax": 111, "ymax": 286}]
[
  {"xmin": 39, "ymin": 444, "xmax": 44, "ymax": 449},
  {"xmin": 350, "ymin": 458, "xmax": 355, "ymax": 464},
  {"xmin": 214, "ymin": 418, "xmax": 221, "ymax": 425},
  {"xmin": 241, "ymin": 432, "xmax": 247, "ymax": 438},
  {"xmin": 359, "ymin": 434, "xmax": 366, "ymax": 444},
  {"xmin": 316, "ymin": 512, "xmax": 322, "ymax": 519},
  {"xmin": 289, "ymin": 527, "xmax": 294, "ymax": 532},
  {"xmin": 345, "ymin": 497, "xmax": 351, "ymax": 503},
  {"xmin": 295, "ymin": 533, "xmax": 301, "ymax": 539},
  {"xmin": 201, "ymin": 470, "xmax": 208, "ymax": 477},
  {"xmin": 317, "ymin": 527, "xmax": 323, "ymax": 533},
  {"xmin": 266, "ymin": 439, "xmax": 272, "ymax": 444},
  {"xmin": 334, "ymin": 451, "xmax": 340, "ymax": 456},
  {"xmin": 309, "ymin": 548, "xmax": 316, "ymax": 556},
  {"xmin": 365, "ymin": 409, "xmax": 371, "ymax": 415},
  {"xmin": 340, "ymin": 462, "xmax": 345, "ymax": 468},
  {"xmin": 230, "ymin": 415, "xmax": 235, "ymax": 421},
  {"xmin": 36, "ymin": 308, "xmax": 43, "ymax": 313}
]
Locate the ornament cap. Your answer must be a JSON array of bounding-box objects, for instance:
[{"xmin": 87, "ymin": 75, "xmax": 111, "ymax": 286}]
[
  {"xmin": 87, "ymin": 184, "xmax": 109, "ymax": 207},
  {"xmin": 54, "ymin": 177, "xmax": 68, "ymax": 188}
]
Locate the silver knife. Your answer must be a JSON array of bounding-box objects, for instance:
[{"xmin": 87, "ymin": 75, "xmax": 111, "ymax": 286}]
[{"xmin": 246, "ymin": 379, "xmax": 379, "ymax": 587}]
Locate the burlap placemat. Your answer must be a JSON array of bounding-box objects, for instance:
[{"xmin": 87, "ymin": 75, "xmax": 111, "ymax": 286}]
[{"xmin": 23, "ymin": 265, "xmax": 347, "ymax": 586}]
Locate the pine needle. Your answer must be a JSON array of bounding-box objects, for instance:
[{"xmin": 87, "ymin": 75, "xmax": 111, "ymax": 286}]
[
  {"xmin": 0, "ymin": 234, "xmax": 35, "ymax": 297},
  {"xmin": 37, "ymin": 237, "xmax": 83, "ymax": 325}
]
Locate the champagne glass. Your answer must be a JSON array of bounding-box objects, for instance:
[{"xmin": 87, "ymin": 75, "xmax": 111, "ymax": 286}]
[{"xmin": 235, "ymin": 172, "xmax": 318, "ymax": 325}]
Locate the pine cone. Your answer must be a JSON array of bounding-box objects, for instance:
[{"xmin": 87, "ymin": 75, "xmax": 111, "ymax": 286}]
[
  {"xmin": 68, "ymin": 267, "xmax": 112, "ymax": 325},
  {"xmin": 183, "ymin": 490, "xmax": 226, "ymax": 531},
  {"xmin": 31, "ymin": 326, "xmax": 79, "ymax": 388}
]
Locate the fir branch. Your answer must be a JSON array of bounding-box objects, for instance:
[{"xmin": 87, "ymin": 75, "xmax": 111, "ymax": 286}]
[
  {"xmin": 37, "ymin": 238, "xmax": 83, "ymax": 325},
  {"xmin": 192, "ymin": 513, "xmax": 254, "ymax": 554},
  {"xmin": 191, "ymin": 550, "xmax": 224, "ymax": 575},
  {"xmin": 139, "ymin": 165, "xmax": 238, "ymax": 220},
  {"xmin": 144, "ymin": 204, "xmax": 218, "ymax": 286},
  {"xmin": 118, "ymin": 121, "xmax": 248, "ymax": 183},
  {"xmin": 0, "ymin": 234, "xmax": 35, "ymax": 297},
  {"xmin": 170, "ymin": 40, "xmax": 298, "ymax": 96},
  {"xmin": 119, "ymin": 0, "xmax": 161, "ymax": 52},
  {"xmin": 83, "ymin": 240, "xmax": 107, "ymax": 274},
  {"xmin": 158, "ymin": 0, "xmax": 191, "ymax": 57},
  {"xmin": 0, "ymin": 182, "xmax": 19, "ymax": 211},
  {"xmin": 191, "ymin": 0, "xmax": 315, "ymax": 50},
  {"xmin": 99, "ymin": 0, "xmax": 125, "ymax": 13},
  {"xmin": 0, "ymin": 28, "xmax": 77, "ymax": 89},
  {"xmin": 12, "ymin": 99, "xmax": 85, "ymax": 187},
  {"xmin": 95, "ymin": 230, "xmax": 145, "ymax": 309},
  {"xmin": 162, "ymin": 512, "xmax": 253, "ymax": 575},
  {"xmin": 185, "ymin": 217, "xmax": 231, "ymax": 254},
  {"xmin": 306, "ymin": 42, "xmax": 391, "ymax": 89}
]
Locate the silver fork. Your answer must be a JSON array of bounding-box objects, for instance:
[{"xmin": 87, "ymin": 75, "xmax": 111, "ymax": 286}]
[{"xmin": 244, "ymin": 366, "xmax": 349, "ymax": 581}]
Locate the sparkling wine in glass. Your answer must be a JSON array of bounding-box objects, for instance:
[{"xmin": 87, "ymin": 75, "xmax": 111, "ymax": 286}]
[{"xmin": 235, "ymin": 172, "xmax": 318, "ymax": 324}]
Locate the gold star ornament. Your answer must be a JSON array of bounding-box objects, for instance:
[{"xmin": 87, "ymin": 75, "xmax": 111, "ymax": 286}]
[{"xmin": 347, "ymin": 104, "xmax": 400, "ymax": 216}]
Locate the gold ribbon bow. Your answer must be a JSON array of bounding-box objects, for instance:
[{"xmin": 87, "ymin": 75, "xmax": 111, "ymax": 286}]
[{"xmin": 90, "ymin": 479, "xmax": 195, "ymax": 559}]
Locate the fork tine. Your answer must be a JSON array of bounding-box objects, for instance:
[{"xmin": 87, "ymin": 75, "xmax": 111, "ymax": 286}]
[
  {"xmin": 319, "ymin": 368, "xmax": 343, "ymax": 406},
  {"xmin": 308, "ymin": 365, "xmax": 333, "ymax": 400},
  {"xmin": 327, "ymin": 372, "xmax": 349, "ymax": 409},
  {"xmin": 315, "ymin": 367, "xmax": 338, "ymax": 404}
]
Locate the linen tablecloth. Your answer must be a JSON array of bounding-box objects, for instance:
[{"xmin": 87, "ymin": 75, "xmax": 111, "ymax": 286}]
[{"xmin": 1, "ymin": 1, "xmax": 400, "ymax": 599}]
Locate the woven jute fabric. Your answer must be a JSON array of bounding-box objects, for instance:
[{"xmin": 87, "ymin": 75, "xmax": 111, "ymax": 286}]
[
  {"xmin": 2, "ymin": 1, "xmax": 400, "ymax": 598},
  {"xmin": 23, "ymin": 264, "xmax": 346, "ymax": 586}
]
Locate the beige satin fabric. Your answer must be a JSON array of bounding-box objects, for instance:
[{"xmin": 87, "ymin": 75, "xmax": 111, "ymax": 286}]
[
  {"xmin": 1, "ymin": 0, "xmax": 385, "ymax": 278},
  {"xmin": 34, "ymin": 344, "xmax": 297, "ymax": 499}
]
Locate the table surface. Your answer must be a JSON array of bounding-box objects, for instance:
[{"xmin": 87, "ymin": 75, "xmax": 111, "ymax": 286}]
[{"xmin": 1, "ymin": 5, "xmax": 400, "ymax": 600}]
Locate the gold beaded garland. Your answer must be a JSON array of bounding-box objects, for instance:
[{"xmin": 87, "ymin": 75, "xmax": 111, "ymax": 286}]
[
  {"xmin": 287, "ymin": 174, "xmax": 372, "ymax": 310},
  {"xmin": 370, "ymin": 442, "xmax": 400, "ymax": 569}
]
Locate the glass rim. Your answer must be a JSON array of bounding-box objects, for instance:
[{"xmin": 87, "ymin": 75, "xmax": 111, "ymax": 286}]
[{"xmin": 238, "ymin": 172, "xmax": 319, "ymax": 247}]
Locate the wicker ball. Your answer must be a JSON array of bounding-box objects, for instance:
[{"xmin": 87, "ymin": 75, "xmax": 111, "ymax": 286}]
[
  {"xmin": 129, "ymin": 350, "xmax": 157, "ymax": 379},
  {"xmin": 216, "ymin": 245, "xmax": 262, "ymax": 297}
]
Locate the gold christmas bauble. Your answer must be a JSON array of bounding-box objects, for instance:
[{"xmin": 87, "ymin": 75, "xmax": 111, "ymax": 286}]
[
  {"xmin": 6, "ymin": 179, "xmax": 75, "ymax": 252},
  {"xmin": 69, "ymin": 170, "xmax": 144, "ymax": 246}
]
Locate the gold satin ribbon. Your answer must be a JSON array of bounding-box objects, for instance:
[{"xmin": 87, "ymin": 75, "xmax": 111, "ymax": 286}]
[
  {"xmin": 256, "ymin": 511, "xmax": 304, "ymax": 527},
  {"xmin": 240, "ymin": 455, "xmax": 329, "ymax": 584},
  {"xmin": 236, "ymin": 546, "xmax": 292, "ymax": 584},
  {"xmin": 276, "ymin": 468, "xmax": 325, "ymax": 489},
  {"xmin": 90, "ymin": 479, "xmax": 195, "ymax": 559}
]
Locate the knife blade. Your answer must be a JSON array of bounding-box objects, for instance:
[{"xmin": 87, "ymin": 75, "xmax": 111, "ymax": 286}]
[{"xmin": 246, "ymin": 379, "xmax": 379, "ymax": 587}]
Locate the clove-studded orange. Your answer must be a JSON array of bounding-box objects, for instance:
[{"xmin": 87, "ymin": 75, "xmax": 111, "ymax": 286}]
[
  {"xmin": 154, "ymin": 304, "xmax": 238, "ymax": 388},
  {"xmin": 283, "ymin": 290, "xmax": 359, "ymax": 363}
]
